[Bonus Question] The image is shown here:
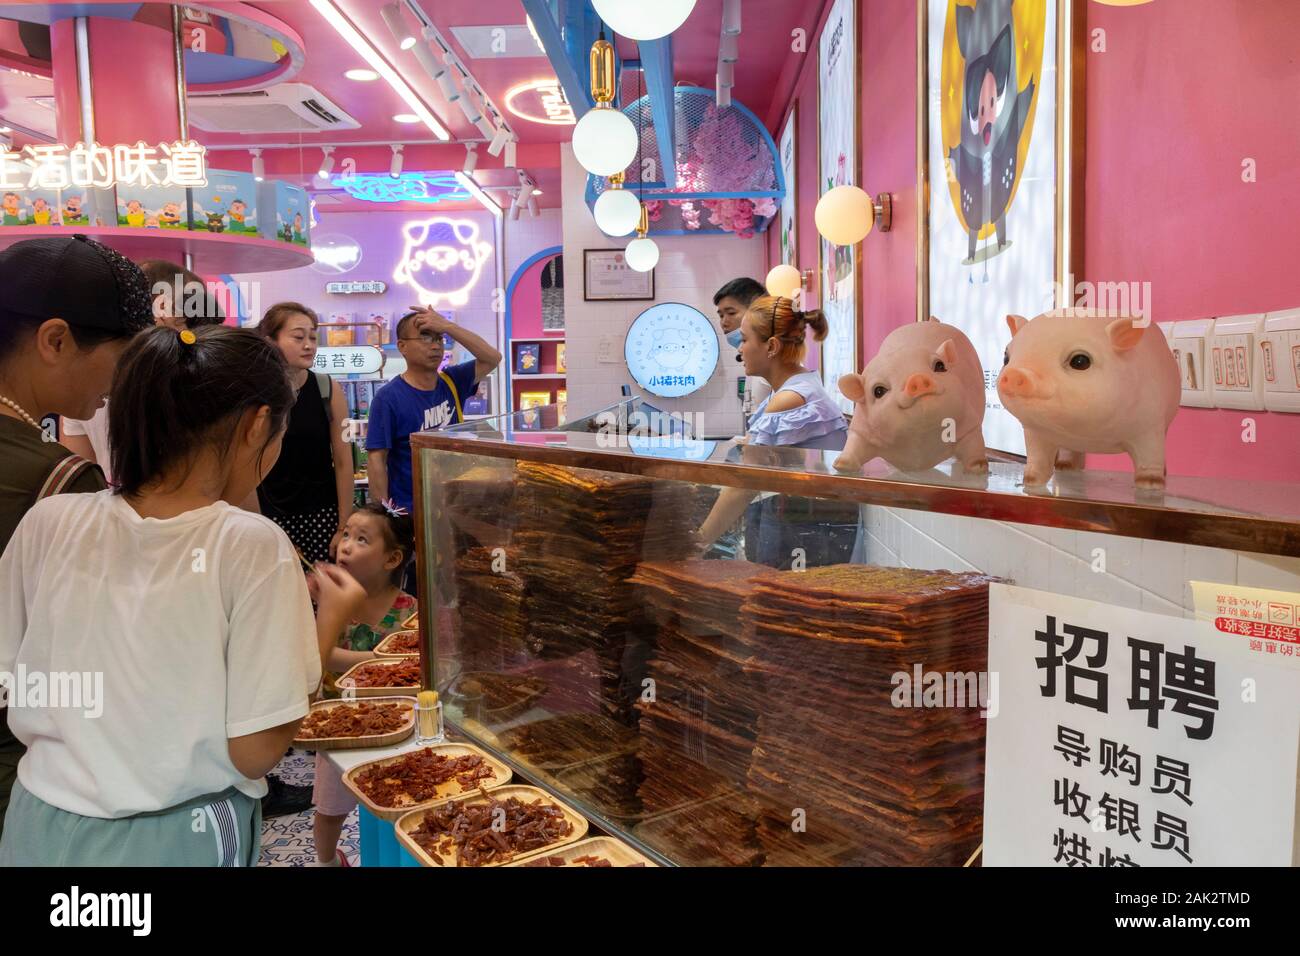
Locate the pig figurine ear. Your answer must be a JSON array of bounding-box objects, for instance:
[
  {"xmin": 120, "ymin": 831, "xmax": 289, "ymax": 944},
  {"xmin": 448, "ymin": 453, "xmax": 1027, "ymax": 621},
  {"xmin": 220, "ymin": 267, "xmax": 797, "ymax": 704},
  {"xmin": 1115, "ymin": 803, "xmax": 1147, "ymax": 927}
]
[
  {"xmin": 1006, "ymin": 314, "xmax": 1029, "ymax": 337},
  {"xmin": 839, "ymin": 373, "xmax": 867, "ymax": 403},
  {"xmin": 1105, "ymin": 316, "xmax": 1146, "ymax": 352},
  {"xmin": 936, "ymin": 338, "xmax": 959, "ymax": 368}
]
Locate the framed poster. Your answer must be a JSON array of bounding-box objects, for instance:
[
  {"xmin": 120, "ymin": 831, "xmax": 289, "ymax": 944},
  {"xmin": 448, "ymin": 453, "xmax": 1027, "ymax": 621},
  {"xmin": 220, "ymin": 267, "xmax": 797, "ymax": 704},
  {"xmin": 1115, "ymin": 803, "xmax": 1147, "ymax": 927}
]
[
  {"xmin": 817, "ymin": 0, "xmax": 860, "ymax": 414},
  {"xmin": 584, "ymin": 248, "xmax": 655, "ymax": 301},
  {"xmin": 919, "ymin": 0, "xmax": 1085, "ymax": 455},
  {"xmin": 779, "ymin": 106, "xmax": 798, "ymax": 267}
]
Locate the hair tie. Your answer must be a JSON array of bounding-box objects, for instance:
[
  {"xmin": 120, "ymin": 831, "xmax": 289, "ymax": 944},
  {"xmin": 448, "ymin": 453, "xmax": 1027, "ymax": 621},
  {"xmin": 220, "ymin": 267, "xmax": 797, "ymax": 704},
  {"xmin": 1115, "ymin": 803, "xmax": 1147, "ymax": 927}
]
[
  {"xmin": 380, "ymin": 498, "xmax": 409, "ymax": 518},
  {"xmin": 178, "ymin": 329, "xmax": 196, "ymax": 346}
]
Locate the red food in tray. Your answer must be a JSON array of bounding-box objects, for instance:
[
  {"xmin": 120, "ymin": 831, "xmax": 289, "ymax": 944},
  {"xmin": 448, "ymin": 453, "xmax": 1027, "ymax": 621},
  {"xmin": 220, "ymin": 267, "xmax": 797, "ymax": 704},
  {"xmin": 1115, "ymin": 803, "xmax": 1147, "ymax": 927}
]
[
  {"xmin": 409, "ymin": 791, "xmax": 574, "ymax": 867},
  {"xmin": 297, "ymin": 701, "xmax": 412, "ymax": 739},
  {"xmin": 348, "ymin": 659, "xmax": 422, "ymax": 687},
  {"xmin": 352, "ymin": 749, "xmax": 497, "ymax": 808}
]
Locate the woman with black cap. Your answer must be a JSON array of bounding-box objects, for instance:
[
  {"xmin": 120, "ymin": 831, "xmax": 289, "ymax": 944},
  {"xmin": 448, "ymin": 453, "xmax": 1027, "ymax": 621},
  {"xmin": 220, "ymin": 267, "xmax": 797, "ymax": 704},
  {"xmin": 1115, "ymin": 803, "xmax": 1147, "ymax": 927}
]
[{"xmin": 0, "ymin": 234, "xmax": 155, "ymax": 837}]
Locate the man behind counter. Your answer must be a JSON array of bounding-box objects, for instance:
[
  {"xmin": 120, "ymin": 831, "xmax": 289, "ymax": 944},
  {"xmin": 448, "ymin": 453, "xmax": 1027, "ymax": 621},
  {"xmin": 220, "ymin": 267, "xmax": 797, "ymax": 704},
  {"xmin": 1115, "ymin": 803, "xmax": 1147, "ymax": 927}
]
[{"xmin": 714, "ymin": 277, "xmax": 770, "ymax": 420}]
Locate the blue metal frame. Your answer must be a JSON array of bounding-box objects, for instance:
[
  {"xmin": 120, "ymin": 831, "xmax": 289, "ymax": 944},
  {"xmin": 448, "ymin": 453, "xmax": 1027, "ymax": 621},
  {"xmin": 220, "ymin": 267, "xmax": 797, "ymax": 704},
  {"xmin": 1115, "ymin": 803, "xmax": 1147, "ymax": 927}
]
[
  {"xmin": 582, "ymin": 86, "xmax": 787, "ymax": 237},
  {"xmin": 502, "ymin": 245, "xmax": 564, "ymax": 402},
  {"xmin": 638, "ymin": 36, "xmax": 677, "ymax": 190},
  {"xmin": 521, "ymin": 0, "xmax": 593, "ymax": 115}
]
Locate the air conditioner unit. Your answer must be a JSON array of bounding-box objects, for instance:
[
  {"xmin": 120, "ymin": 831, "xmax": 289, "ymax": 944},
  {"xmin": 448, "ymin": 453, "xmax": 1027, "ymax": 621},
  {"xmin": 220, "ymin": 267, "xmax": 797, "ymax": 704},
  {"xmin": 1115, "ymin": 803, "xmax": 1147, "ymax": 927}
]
[{"xmin": 187, "ymin": 83, "xmax": 361, "ymax": 133}]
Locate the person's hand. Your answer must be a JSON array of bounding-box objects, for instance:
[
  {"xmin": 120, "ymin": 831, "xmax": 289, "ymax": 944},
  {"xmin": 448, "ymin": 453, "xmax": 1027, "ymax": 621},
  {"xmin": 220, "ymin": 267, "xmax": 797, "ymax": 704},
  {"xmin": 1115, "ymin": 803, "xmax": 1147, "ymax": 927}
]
[
  {"xmin": 312, "ymin": 562, "xmax": 367, "ymax": 625},
  {"xmin": 409, "ymin": 306, "xmax": 451, "ymax": 337}
]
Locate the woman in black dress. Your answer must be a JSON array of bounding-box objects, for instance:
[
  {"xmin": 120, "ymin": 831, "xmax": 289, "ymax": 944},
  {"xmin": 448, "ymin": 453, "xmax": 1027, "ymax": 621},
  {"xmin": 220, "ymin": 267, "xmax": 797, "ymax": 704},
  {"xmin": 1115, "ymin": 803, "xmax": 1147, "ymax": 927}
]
[{"xmin": 256, "ymin": 302, "xmax": 354, "ymax": 561}]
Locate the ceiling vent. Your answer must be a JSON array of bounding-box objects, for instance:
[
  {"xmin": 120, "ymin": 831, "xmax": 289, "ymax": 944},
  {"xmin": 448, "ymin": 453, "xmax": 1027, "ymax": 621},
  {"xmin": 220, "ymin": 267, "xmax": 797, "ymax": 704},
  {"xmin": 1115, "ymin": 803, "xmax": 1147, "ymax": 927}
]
[{"xmin": 187, "ymin": 83, "xmax": 361, "ymax": 133}]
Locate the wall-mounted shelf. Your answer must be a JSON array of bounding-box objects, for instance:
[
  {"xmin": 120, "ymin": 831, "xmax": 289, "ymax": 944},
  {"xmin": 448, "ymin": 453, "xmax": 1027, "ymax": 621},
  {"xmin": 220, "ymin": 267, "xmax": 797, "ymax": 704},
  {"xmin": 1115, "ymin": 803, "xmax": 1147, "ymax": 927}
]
[{"xmin": 0, "ymin": 225, "xmax": 313, "ymax": 274}]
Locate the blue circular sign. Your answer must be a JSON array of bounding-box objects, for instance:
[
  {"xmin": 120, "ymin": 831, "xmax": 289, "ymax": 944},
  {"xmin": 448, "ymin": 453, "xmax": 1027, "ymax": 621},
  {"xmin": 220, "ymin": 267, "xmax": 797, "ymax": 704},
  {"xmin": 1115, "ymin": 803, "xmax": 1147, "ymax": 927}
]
[{"xmin": 623, "ymin": 302, "xmax": 720, "ymax": 398}]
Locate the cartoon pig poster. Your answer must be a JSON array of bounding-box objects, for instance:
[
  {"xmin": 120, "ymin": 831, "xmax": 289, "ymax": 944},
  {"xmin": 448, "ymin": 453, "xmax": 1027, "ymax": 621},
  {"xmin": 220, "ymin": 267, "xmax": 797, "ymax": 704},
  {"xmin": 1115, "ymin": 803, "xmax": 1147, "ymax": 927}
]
[{"xmin": 393, "ymin": 218, "xmax": 492, "ymax": 309}]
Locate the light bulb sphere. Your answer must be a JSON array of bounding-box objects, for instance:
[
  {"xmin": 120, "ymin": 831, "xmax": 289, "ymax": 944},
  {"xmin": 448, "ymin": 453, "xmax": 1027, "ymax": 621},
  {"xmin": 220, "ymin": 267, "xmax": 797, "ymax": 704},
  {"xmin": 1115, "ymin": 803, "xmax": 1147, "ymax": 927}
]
[
  {"xmin": 625, "ymin": 237, "xmax": 660, "ymax": 273},
  {"xmin": 593, "ymin": 188, "xmax": 643, "ymax": 237},
  {"xmin": 591, "ymin": 0, "xmax": 697, "ymax": 41},
  {"xmin": 815, "ymin": 184, "xmax": 875, "ymax": 247},
  {"xmin": 766, "ymin": 263, "xmax": 803, "ymax": 300},
  {"xmin": 572, "ymin": 107, "xmax": 638, "ymax": 177}
]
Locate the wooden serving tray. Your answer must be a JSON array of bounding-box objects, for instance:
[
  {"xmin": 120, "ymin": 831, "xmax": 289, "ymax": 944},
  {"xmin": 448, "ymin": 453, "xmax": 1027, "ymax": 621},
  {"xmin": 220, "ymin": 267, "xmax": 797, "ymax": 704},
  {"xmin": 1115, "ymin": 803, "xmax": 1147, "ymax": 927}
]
[
  {"xmin": 374, "ymin": 630, "xmax": 421, "ymax": 658},
  {"xmin": 508, "ymin": 836, "xmax": 659, "ymax": 868},
  {"xmin": 402, "ymin": 611, "xmax": 419, "ymax": 630},
  {"xmin": 292, "ymin": 696, "xmax": 415, "ymax": 751},
  {"xmin": 336, "ymin": 658, "xmax": 421, "ymax": 697},
  {"xmin": 395, "ymin": 785, "xmax": 588, "ymax": 868},
  {"xmin": 342, "ymin": 742, "xmax": 512, "ymax": 823}
]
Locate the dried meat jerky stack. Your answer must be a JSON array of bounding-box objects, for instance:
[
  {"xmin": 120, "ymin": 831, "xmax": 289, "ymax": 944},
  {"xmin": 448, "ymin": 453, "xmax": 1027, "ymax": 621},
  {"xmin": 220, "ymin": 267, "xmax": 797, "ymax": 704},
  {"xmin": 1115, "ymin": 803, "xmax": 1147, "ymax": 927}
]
[
  {"xmin": 744, "ymin": 564, "xmax": 996, "ymax": 866},
  {"xmin": 511, "ymin": 462, "xmax": 696, "ymax": 724},
  {"xmin": 500, "ymin": 714, "xmax": 643, "ymax": 824},
  {"xmin": 631, "ymin": 741, "xmax": 763, "ymax": 866},
  {"xmin": 631, "ymin": 559, "xmax": 773, "ymax": 786},
  {"xmin": 442, "ymin": 464, "xmax": 517, "ymax": 553},
  {"xmin": 452, "ymin": 546, "xmax": 528, "ymax": 672}
]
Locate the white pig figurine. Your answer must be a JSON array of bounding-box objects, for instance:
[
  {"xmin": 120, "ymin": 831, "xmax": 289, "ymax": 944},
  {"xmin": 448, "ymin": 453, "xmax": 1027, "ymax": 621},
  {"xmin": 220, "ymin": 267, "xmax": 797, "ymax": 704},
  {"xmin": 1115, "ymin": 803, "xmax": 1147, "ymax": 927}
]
[
  {"xmin": 834, "ymin": 317, "xmax": 988, "ymax": 473},
  {"xmin": 997, "ymin": 311, "xmax": 1181, "ymax": 489}
]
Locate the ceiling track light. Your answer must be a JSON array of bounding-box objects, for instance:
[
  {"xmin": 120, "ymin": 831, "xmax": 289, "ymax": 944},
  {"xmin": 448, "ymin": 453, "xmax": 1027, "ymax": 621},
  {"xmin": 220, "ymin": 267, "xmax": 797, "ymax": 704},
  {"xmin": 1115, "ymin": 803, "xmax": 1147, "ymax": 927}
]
[
  {"xmin": 722, "ymin": 0, "xmax": 742, "ymax": 36},
  {"xmin": 487, "ymin": 126, "xmax": 511, "ymax": 157},
  {"xmin": 527, "ymin": 193, "xmax": 539, "ymax": 218},
  {"xmin": 463, "ymin": 143, "xmax": 479, "ymax": 174},
  {"xmin": 250, "ymin": 148, "xmax": 265, "ymax": 182},
  {"xmin": 503, "ymin": 136, "xmax": 518, "ymax": 169},
  {"xmin": 390, "ymin": 144, "xmax": 405, "ymax": 178},
  {"xmin": 318, "ymin": 145, "xmax": 336, "ymax": 180},
  {"xmin": 380, "ymin": 2, "xmax": 416, "ymax": 50},
  {"xmin": 458, "ymin": 88, "xmax": 485, "ymax": 125}
]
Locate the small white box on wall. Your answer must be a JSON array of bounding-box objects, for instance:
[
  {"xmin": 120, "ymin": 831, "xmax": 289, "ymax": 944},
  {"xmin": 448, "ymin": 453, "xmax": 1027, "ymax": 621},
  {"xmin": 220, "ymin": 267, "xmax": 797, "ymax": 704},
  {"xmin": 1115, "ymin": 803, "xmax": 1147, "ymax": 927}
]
[
  {"xmin": 1261, "ymin": 308, "xmax": 1300, "ymax": 413},
  {"xmin": 1170, "ymin": 318, "xmax": 1215, "ymax": 409},
  {"xmin": 1209, "ymin": 313, "xmax": 1266, "ymax": 411}
]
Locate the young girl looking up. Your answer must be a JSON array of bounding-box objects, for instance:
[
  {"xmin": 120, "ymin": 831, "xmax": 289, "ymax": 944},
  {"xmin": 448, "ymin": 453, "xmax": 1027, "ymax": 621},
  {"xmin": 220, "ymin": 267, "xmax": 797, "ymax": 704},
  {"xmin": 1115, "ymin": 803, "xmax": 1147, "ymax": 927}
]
[
  {"xmin": 312, "ymin": 502, "xmax": 417, "ymax": 867},
  {"xmin": 0, "ymin": 325, "xmax": 366, "ymax": 866}
]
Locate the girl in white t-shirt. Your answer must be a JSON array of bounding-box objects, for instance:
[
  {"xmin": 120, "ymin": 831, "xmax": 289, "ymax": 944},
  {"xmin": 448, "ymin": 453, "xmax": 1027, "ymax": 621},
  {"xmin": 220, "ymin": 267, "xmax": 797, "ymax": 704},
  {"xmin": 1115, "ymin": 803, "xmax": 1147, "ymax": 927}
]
[{"xmin": 0, "ymin": 325, "xmax": 365, "ymax": 866}]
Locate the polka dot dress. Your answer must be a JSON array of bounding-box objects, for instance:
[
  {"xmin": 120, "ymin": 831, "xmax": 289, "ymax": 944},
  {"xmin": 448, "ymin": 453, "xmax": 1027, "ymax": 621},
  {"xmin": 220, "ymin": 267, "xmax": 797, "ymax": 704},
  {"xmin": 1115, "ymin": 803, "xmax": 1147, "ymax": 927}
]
[{"xmin": 268, "ymin": 505, "xmax": 339, "ymax": 564}]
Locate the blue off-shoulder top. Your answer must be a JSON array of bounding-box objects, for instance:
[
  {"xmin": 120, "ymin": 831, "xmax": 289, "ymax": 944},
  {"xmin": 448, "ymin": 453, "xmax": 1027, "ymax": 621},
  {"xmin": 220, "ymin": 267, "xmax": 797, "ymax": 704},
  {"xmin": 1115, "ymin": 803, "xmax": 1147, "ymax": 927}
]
[{"xmin": 747, "ymin": 371, "xmax": 848, "ymax": 451}]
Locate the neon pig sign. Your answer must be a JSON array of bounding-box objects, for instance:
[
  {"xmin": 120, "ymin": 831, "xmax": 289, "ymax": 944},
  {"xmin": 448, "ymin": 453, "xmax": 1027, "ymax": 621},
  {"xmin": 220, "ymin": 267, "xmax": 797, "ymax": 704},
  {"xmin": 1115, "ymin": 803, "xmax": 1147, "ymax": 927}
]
[{"xmin": 393, "ymin": 217, "xmax": 491, "ymax": 308}]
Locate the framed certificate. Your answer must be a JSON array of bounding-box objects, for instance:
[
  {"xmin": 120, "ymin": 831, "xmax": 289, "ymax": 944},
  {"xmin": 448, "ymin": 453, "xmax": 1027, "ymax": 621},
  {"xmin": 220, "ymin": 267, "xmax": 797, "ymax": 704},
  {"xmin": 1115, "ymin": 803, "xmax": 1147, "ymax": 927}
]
[{"xmin": 583, "ymin": 248, "xmax": 655, "ymax": 302}]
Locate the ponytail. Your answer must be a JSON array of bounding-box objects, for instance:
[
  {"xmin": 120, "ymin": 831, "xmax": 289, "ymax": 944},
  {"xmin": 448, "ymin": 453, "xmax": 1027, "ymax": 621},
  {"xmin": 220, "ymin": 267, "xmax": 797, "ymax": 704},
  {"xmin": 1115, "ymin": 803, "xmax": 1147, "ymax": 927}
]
[
  {"xmin": 746, "ymin": 295, "xmax": 826, "ymax": 364},
  {"xmin": 109, "ymin": 325, "xmax": 293, "ymax": 496}
]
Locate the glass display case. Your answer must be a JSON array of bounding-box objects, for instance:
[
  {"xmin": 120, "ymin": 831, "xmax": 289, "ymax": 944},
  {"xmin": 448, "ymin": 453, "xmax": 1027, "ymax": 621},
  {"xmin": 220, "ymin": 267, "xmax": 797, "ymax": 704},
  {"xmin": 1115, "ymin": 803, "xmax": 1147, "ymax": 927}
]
[{"xmin": 410, "ymin": 404, "xmax": 1300, "ymax": 867}]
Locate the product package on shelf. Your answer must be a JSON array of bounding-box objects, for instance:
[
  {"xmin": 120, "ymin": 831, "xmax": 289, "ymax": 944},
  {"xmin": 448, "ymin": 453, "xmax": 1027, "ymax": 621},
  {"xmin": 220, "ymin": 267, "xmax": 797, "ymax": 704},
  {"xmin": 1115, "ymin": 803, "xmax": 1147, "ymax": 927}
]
[
  {"xmin": 257, "ymin": 180, "xmax": 310, "ymax": 245},
  {"xmin": 188, "ymin": 170, "xmax": 257, "ymax": 234},
  {"xmin": 2, "ymin": 187, "xmax": 59, "ymax": 227}
]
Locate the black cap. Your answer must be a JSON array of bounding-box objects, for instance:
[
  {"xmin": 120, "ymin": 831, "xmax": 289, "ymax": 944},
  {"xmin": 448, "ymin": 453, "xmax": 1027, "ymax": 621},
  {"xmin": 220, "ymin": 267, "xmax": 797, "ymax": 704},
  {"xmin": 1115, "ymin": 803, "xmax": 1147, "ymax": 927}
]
[{"xmin": 0, "ymin": 235, "xmax": 153, "ymax": 333}]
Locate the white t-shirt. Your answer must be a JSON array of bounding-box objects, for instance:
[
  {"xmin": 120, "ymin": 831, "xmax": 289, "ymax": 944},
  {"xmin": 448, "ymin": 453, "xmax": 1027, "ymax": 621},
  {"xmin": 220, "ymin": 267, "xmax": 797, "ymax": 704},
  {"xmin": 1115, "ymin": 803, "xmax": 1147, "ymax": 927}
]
[
  {"xmin": 0, "ymin": 491, "xmax": 321, "ymax": 818},
  {"xmin": 61, "ymin": 405, "xmax": 111, "ymax": 483}
]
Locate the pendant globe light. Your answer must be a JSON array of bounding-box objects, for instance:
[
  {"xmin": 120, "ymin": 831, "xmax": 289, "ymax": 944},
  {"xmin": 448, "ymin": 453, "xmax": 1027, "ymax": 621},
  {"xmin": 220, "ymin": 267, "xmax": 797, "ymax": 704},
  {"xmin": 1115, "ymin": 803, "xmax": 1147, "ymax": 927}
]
[
  {"xmin": 626, "ymin": 204, "xmax": 660, "ymax": 272},
  {"xmin": 572, "ymin": 30, "xmax": 638, "ymax": 177},
  {"xmin": 593, "ymin": 172, "xmax": 643, "ymax": 237},
  {"xmin": 591, "ymin": 0, "xmax": 697, "ymax": 41}
]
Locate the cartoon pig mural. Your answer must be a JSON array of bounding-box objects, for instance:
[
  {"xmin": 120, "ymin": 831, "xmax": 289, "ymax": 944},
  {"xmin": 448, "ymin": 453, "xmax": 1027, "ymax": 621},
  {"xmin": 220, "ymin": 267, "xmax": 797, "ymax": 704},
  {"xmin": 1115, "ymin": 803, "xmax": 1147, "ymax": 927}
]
[
  {"xmin": 997, "ymin": 311, "xmax": 1181, "ymax": 489},
  {"xmin": 650, "ymin": 328, "xmax": 694, "ymax": 369},
  {"xmin": 834, "ymin": 317, "xmax": 988, "ymax": 473},
  {"xmin": 393, "ymin": 218, "xmax": 492, "ymax": 308},
  {"xmin": 949, "ymin": 0, "xmax": 1036, "ymax": 264}
]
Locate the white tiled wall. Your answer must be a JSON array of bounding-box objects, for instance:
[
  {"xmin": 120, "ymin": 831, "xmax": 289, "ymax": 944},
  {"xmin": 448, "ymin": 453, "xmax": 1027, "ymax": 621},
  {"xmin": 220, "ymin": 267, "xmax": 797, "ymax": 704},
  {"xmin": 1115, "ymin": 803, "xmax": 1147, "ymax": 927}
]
[
  {"xmin": 857, "ymin": 507, "xmax": 1300, "ymax": 617},
  {"xmin": 504, "ymin": 208, "xmax": 562, "ymax": 281},
  {"xmin": 560, "ymin": 146, "xmax": 766, "ymax": 437}
]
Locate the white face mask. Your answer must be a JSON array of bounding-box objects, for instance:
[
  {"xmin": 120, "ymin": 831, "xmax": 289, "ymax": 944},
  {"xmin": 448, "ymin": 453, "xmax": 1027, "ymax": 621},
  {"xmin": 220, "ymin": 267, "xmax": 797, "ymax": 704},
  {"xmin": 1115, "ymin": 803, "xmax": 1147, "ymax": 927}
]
[{"xmin": 725, "ymin": 329, "xmax": 744, "ymax": 350}]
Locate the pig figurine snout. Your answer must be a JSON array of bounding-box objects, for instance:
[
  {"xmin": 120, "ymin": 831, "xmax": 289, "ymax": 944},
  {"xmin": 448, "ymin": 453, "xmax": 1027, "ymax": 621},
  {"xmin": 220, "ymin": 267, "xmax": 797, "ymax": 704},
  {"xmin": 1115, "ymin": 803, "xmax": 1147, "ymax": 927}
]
[
  {"xmin": 996, "ymin": 365, "xmax": 1052, "ymax": 400},
  {"xmin": 902, "ymin": 372, "xmax": 938, "ymax": 402}
]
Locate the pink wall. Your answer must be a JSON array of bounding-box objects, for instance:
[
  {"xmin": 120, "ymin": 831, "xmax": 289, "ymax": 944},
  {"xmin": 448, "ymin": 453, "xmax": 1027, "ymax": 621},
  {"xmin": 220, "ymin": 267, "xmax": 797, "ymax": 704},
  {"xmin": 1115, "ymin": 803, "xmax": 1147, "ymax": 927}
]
[
  {"xmin": 773, "ymin": 0, "xmax": 1300, "ymax": 483},
  {"xmin": 509, "ymin": 255, "xmax": 554, "ymax": 340},
  {"xmin": 1083, "ymin": 0, "xmax": 1300, "ymax": 482}
]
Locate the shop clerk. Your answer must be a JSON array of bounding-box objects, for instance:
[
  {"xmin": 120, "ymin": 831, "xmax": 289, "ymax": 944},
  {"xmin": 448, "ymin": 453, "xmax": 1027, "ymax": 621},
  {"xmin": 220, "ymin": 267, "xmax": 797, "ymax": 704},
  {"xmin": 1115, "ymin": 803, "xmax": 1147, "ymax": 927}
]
[{"xmin": 366, "ymin": 307, "xmax": 502, "ymax": 513}]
